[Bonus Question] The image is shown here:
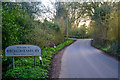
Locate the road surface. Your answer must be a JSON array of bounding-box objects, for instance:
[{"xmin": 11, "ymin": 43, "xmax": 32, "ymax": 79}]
[{"xmin": 59, "ymin": 39, "xmax": 118, "ymax": 78}]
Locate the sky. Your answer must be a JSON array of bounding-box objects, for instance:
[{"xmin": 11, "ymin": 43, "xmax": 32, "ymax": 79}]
[
  {"xmin": 34, "ymin": 0, "xmax": 92, "ymax": 26},
  {"xmin": 34, "ymin": 0, "xmax": 90, "ymax": 27},
  {"xmin": 8, "ymin": 0, "xmax": 118, "ymax": 26},
  {"xmin": 34, "ymin": 0, "xmax": 56, "ymax": 22},
  {"xmin": 6, "ymin": 0, "xmax": 119, "ymax": 26}
]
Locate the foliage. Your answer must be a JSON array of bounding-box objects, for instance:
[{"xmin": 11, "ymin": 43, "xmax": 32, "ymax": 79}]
[
  {"xmin": 69, "ymin": 24, "xmax": 88, "ymax": 38},
  {"xmin": 2, "ymin": 1, "xmax": 120, "ymax": 79},
  {"xmin": 107, "ymin": 9, "xmax": 119, "ymax": 40},
  {"xmin": 86, "ymin": 2, "xmax": 119, "ymax": 56},
  {"xmin": 57, "ymin": 2, "xmax": 120, "ymax": 56},
  {"xmin": 93, "ymin": 39, "xmax": 119, "ymax": 56},
  {"xmin": 2, "ymin": 2, "xmax": 33, "ymax": 49},
  {"xmin": 2, "ymin": 2, "xmax": 64, "ymax": 79},
  {"xmin": 55, "ymin": 2, "xmax": 68, "ymax": 35},
  {"xmin": 2, "ymin": 2, "xmax": 64, "ymax": 50},
  {"xmin": 5, "ymin": 66, "xmax": 48, "ymax": 79},
  {"xmin": 3, "ymin": 39, "xmax": 74, "ymax": 79},
  {"xmin": 28, "ymin": 20, "xmax": 64, "ymax": 49},
  {"xmin": 92, "ymin": 4, "xmax": 111, "ymax": 21}
]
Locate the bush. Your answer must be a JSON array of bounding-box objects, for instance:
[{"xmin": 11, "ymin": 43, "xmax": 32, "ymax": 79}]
[
  {"xmin": 5, "ymin": 66, "xmax": 48, "ymax": 79},
  {"xmin": 3, "ymin": 39, "xmax": 74, "ymax": 79},
  {"xmin": 2, "ymin": 3, "xmax": 64, "ymax": 77},
  {"xmin": 108, "ymin": 40, "xmax": 119, "ymax": 55},
  {"xmin": 93, "ymin": 38, "xmax": 119, "ymax": 56}
]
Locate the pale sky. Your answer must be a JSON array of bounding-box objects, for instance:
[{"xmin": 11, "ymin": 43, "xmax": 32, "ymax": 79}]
[
  {"xmin": 8, "ymin": 0, "xmax": 119, "ymax": 26},
  {"xmin": 35, "ymin": 0, "xmax": 91, "ymax": 26},
  {"xmin": 34, "ymin": 0, "xmax": 56, "ymax": 22}
]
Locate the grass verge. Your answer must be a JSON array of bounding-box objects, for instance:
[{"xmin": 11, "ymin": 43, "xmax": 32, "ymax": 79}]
[
  {"xmin": 3, "ymin": 39, "xmax": 74, "ymax": 79},
  {"xmin": 91, "ymin": 40, "xmax": 120, "ymax": 61}
]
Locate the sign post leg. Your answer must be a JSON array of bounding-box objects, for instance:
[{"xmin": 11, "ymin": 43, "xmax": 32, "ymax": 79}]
[
  {"xmin": 13, "ymin": 57, "xmax": 14, "ymax": 70},
  {"xmin": 34, "ymin": 56, "xmax": 36, "ymax": 66},
  {"xmin": 39, "ymin": 56, "xmax": 43, "ymax": 65}
]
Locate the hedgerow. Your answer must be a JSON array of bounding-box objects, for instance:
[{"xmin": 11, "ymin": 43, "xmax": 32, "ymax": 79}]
[{"xmin": 3, "ymin": 39, "xmax": 74, "ymax": 79}]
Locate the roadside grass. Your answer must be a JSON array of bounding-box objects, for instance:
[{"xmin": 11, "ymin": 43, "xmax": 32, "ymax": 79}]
[
  {"xmin": 3, "ymin": 39, "xmax": 74, "ymax": 79},
  {"xmin": 92, "ymin": 41, "xmax": 120, "ymax": 57},
  {"xmin": 94, "ymin": 44, "xmax": 109, "ymax": 51},
  {"xmin": 101, "ymin": 47, "xmax": 108, "ymax": 51}
]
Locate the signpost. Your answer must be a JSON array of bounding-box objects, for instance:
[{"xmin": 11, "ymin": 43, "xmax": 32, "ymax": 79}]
[{"xmin": 5, "ymin": 45, "xmax": 42, "ymax": 70}]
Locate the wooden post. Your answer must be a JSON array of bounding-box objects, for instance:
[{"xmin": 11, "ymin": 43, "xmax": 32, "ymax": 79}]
[
  {"xmin": 34, "ymin": 56, "xmax": 36, "ymax": 66},
  {"xmin": 66, "ymin": 10, "xmax": 68, "ymax": 42},
  {"xmin": 12, "ymin": 57, "xmax": 14, "ymax": 70}
]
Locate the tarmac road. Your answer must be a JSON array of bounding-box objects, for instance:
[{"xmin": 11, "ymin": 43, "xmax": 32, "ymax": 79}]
[{"xmin": 59, "ymin": 39, "xmax": 118, "ymax": 78}]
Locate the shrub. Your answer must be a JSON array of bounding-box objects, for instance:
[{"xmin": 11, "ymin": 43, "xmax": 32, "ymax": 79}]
[{"xmin": 4, "ymin": 39, "xmax": 74, "ymax": 79}]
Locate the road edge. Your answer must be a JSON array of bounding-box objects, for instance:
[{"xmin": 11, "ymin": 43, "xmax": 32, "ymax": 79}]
[
  {"xmin": 91, "ymin": 40, "xmax": 119, "ymax": 62},
  {"xmin": 47, "ymin": 40, "xmax": 77, "ymax": 78}
]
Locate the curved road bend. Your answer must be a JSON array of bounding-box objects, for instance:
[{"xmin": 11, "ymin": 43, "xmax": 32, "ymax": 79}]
[{"xmin": 59, "ymin": 39, "xmax": 118, "ymax": 78}]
